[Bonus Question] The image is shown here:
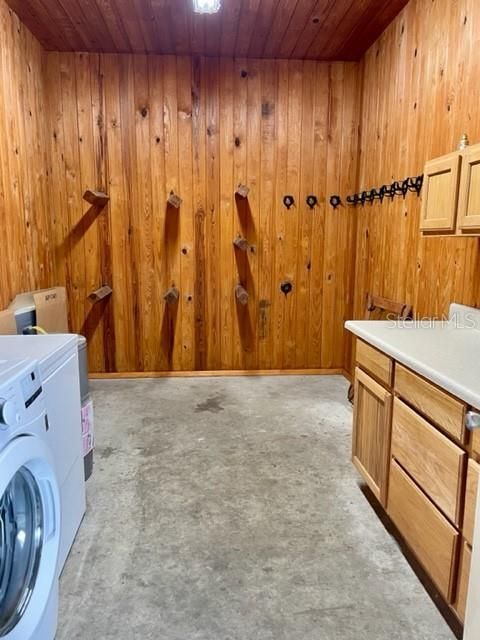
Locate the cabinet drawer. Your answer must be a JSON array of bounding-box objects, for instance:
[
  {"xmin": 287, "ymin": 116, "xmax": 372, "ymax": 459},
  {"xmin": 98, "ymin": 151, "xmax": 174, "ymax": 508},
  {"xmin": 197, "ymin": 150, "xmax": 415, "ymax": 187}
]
[
  {"xmin": 391, "ymin": 398, "xmax": 466, "ymax": 525},
  {"xmin": 388, "ymin": 460, "xmax": 459, "ymax": 601},
  {"xmin": 454, "ymin": 541, "xmax": 472, "ymax": 622},
  {"xmin": 464, "ymin": 459, "xmax": 480, "ymax": 546},
  {"xmin": 356, "ymin": 340, "xmax": 392, "ymax": 387},
  {"xmin": 395, "ymin": 364, "xmax": 465, "ymax": 442}
]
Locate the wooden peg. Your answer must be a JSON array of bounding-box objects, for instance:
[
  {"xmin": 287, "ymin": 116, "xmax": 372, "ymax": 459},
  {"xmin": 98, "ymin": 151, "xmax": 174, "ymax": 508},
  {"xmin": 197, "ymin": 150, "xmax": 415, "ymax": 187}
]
[
  {"xmin": 167, "ymin": 191, "xmax": 182, "ymax": 208},
  {"xmin": 235, "ymin": 284, "xmax": 249, "ymax": 305},
  {"xmin": 163, "ymin": 287, "xmax": 180, "ymax": 305},
  {"xmin": 235, "ymin": 184, "xmax": 250, "ymax": 198},
  {"xmin": 233, "ymin": 236, "xmax": 249, "ymax": 251},
  {"xmin": 88, "ymin": 285, "xmax": 112, "ymax": 302},
  {"xmin": 83, "ymin": 189, "xmax": 109, "ymax": 207}
]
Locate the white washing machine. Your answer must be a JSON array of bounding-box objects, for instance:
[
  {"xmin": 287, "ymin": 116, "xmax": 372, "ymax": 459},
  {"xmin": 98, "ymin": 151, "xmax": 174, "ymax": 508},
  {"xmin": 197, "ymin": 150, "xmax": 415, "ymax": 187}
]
[
  {"xmin": 0, "ymin": 335, "xmax": 86, "ymax": 572},
  {"xmin": 0, "ymin": 358, "xmax": 61, "ymax": 640}
]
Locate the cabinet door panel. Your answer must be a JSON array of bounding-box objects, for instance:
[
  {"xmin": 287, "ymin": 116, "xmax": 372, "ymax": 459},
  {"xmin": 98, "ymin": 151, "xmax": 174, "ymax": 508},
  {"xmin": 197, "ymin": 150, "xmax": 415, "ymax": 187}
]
[
  {"xmin": 455, "ymin": 541, "xmax": 472, "ymax": 622},
  {"xmin": 458, "ymin": 143, "xmax": 480, "ymax": 231},
  {"xmin": 464, "ymin": 459, "xmax": 480, "ymax": 546},
  {"xmin": 352, "ymin": 367, "xmax": 393, "ymax": 506},
  {"xmin": 420, "ymin": 151, "xmax": 461, "ymax": 232}
]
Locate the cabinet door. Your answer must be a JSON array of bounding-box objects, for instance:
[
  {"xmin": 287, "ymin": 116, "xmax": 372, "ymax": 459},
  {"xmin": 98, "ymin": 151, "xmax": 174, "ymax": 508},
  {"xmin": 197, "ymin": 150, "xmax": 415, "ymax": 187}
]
[
  {"xmin": 458, "ymin": 143, "xmax": 480, "ymax": 231},
  {"xmin": 455, "ymin": 541, "xmax": 472, "ymax": 622},
  {"xmin": 352, "ymin": 367, "xmax": 393, "ymax": 507},
  {"xmin": 420, "ymin": 151, "xmax": 462, "ymax": 232},
  {"xmin": 464, "ymin": 459, "xmax": 480, "ymax": 546}
]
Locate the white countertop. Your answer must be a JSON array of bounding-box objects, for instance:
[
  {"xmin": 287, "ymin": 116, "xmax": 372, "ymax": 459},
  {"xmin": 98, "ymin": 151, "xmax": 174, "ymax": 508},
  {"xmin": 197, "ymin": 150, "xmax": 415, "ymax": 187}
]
[{"xmin": 345, "ymin": 305, "xmax": 480, "ymax": 409}]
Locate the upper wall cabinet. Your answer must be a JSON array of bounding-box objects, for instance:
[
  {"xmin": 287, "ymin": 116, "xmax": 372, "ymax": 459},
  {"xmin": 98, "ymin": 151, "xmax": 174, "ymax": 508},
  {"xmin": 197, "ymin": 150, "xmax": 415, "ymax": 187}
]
[
  {"xmin": 420, "ymin": 151, "xmax": 462, "ymax": 232},
  {"xmin": 420, "ymin": 142, "xmax": 480, "ymax": 236},
  {"xmin": 457, "ymin": 144, "xmax": 480, "ymax": 232}
]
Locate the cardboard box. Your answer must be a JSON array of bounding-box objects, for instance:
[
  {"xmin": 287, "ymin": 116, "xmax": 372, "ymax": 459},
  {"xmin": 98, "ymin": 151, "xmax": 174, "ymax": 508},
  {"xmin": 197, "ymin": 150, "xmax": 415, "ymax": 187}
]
[
  {"xmin": 1, "ymin": 287, "xmax": 69, "ymax": 334},
  {"xmin": 0, "ymin": 309, "xmax": 17, "ymax": 334}
]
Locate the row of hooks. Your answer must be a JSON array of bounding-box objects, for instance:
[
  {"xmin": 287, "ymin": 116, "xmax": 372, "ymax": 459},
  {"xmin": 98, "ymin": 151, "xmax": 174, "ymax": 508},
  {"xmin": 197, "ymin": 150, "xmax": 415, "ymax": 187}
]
[{"xmin": 344, "ymin": 174, "xmax": 424, "ymax": 207}]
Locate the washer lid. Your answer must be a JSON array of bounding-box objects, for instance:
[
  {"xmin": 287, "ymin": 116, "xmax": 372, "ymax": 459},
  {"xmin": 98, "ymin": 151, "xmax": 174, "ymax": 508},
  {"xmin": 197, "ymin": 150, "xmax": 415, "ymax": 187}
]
[
  {"xmin": 0, "ymin": 335, "xmax": 78, "ymax": 382},
  {"xmin": 0, "ymin": 436, "xmax": 60, "ymax": 639}
]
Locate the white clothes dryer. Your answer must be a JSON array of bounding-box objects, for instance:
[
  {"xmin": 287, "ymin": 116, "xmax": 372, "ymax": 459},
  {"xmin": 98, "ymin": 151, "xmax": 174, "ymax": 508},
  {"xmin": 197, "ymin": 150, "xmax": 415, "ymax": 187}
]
[{"xmin": 0, "ymin": 359, "xmax": 61, "ymax": 640}]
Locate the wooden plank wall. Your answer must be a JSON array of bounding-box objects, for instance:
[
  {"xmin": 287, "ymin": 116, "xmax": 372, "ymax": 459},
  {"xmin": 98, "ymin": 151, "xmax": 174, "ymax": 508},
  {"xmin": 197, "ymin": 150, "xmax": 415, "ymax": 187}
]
[
  {"xmin": 45, "ymin": 54, "xmax": 361, "ymax": 373},
  {"xmin": 0, "ymin": 1, "xmax": 54, "ymax": 309},
  {"xmin": 354, "ymin": 0, "xmax": 480, "ymax": 328}
]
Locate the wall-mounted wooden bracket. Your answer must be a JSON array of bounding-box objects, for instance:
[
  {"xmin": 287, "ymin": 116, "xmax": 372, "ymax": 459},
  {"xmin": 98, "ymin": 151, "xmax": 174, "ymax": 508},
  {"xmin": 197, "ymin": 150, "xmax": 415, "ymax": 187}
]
[
  {"xmin": 163, "ymin": 287, "xmax": 180, "ymax": 305},
  {"xmin": 167, "ymin": 191, "xmax": 182, "ymax": 208},
  {"xmin": 88, "ymin": 285, "xmax": 112, "ymax": 302},
  {"xmin": 83, "ymin": 190, "xmax": 110, "ymax": 207},
  {"xmin": 235, "ymin": 184, "xmax": 250, "ymax": 198},
  {"xmin": 233, "ymin": 236, "xmax": 249, "ymax": 251},
  {"xmin": 235, "ymin": 284, "xmax": 249, "ymax": 305}
]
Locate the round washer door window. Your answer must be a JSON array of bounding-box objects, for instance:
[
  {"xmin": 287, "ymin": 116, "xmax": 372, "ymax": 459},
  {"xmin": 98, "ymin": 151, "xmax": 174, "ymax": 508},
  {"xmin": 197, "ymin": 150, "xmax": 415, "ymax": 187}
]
[{"xmin": 0, "ymin": 467, "xmax": 44, "ymax": 636}]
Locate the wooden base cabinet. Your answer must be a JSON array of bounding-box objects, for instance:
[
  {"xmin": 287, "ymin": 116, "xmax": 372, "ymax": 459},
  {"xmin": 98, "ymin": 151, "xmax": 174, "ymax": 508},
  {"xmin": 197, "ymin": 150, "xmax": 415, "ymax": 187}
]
[
  {"xmin": 351, "ymin": 337, "xmax": 479, "ymax": 624},
  {"xmin": 352, "ymin": 367, "xmax": 393, "ymax": 507}
]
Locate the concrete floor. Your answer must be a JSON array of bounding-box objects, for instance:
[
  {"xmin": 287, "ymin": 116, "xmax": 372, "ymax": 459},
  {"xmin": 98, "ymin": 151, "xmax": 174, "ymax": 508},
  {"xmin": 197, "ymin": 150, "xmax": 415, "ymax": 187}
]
[{"xmin": 57, "ymin": 375, "xmax": 456, "ymax": 640}]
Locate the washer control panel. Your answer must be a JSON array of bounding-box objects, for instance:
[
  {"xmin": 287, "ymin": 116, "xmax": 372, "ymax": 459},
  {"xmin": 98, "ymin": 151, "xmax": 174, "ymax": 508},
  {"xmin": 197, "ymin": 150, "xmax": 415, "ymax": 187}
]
[{"xmin": 0, "ymin": 359, "xmax": 43, "ymax": 429}]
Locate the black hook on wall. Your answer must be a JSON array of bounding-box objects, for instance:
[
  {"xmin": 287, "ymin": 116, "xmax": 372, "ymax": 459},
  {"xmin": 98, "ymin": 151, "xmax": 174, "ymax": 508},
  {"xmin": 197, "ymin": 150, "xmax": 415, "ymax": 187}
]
[
  {"xmin": 283, "ymin": 195, "xmax": 295, "ymax": 210},
  {"xmin": 345, "ymin": 173, "xmax": 424, "ymax": 207},
  {"xmin": 306, "ymin": 195, "xmax": 318, "ymax": 210},
  {"xmin": 329, "ymin": 195, "xmax": 342, "ymax": 209}
]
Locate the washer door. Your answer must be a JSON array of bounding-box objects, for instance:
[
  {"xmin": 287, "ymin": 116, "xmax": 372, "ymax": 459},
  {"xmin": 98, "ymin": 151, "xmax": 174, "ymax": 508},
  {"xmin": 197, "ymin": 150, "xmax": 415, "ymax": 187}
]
[{"xmin": 0, "ymin": 436, "xmax": 60, "ymax": 639}]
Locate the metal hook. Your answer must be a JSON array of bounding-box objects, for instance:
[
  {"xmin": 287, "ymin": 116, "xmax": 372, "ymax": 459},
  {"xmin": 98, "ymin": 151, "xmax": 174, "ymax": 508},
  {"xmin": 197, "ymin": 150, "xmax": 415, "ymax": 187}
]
[{"xmin": 329, "ymin": 195, "xmax": 342, "ymax": 209}]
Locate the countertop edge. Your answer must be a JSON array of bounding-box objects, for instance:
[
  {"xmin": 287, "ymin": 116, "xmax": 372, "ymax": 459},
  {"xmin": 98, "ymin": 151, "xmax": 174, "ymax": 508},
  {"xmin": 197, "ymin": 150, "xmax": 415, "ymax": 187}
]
[{"xmin": 345, "ymin": 321, "xmax": 480, "ymax": 409}]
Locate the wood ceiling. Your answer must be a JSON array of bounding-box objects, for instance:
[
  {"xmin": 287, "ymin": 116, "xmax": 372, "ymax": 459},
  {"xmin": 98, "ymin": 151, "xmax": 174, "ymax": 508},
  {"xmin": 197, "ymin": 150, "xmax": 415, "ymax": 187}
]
[{"xmin": 6, "ymin": 0, "xmax": 409, "ymax": 60}]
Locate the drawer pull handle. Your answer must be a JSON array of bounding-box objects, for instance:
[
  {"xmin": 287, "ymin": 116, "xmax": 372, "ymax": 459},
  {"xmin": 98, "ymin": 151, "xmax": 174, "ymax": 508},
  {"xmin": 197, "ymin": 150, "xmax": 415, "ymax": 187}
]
[{"xmin": 465, "ymin": 411, "xmax": 480, "ymax": 431}]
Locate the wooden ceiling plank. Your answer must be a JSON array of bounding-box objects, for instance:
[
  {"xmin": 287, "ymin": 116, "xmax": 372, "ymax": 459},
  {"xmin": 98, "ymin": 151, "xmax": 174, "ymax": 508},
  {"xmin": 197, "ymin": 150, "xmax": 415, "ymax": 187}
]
[
  {"xmin": 71, "ymin": 0, "xmax": 119, "ymax": 52},
  {"xmin": 247, "ymin": 0, "xmax": 281, "ymax": 58},
  {"xmin": 42, "ymin": 0, "xmax": 89, "ymax": 50},
  {"xmin": 167, "ymin": 0, "xmax": 191, "ymax": 56},
  {"xmin": 55, "ymin": 0, "xmax": 107, "ymax": 51},
  {"xmin": 5, "ymin": 0, "xmax": 71, "ymax": 50},
  {"xmin": 317, "ymin": 0, "xmax": 377, "ymax": 60},
  {"xmin": 91, "ymin": 0, "xmax": 132, "ymax": 52},
  {"xmin": 5, "ymin": 0, "xmax": 411, "ymax": 59},
  {"xmin": 306, "ymin": 0, "xmax": 358, "ymax": 59},
  {"xmin": 219, "ymin": 0, "xmax": 242, "ymax": 57},
  {"xmin": 234, "ymin": 0, "xmax": 262, "ymax": 58},
  {"xmin": 190, "ymin": 14, "xmax": 206, "ymax": 56},
  {"xmin": 203, "ymin": 10, "xmax": 222, "ymax": 57},
  {"xmin": 338, "ymin": 0, "xmax": 409, "ymax": 60},
  {"xmin": 262, "ymin": 0, "xmax": 301, "ymax": 58},
  {"xmin": 276, "ymin": 0, "xmax": 318, "ymax": 59},
  {"xmin": 150, "ymin": 0, "xmax": 175, "ymax": 54},
  {"xmin": 131, "ymin": 0, "xmax": 158, "ymax": 52},
  {"xmin": 109, "ymin": 0, "xmax": 147, "ymax": 51},
  {"xmin": 290, "ymin": 0, "xmax": 337, "ymax": 60}
]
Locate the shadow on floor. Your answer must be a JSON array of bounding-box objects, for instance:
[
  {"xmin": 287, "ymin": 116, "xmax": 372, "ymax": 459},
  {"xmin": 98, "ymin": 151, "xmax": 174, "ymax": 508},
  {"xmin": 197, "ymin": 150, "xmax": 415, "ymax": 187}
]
[{"xmin": 359, "ymin": 484, "xmax": 463, "ymax": 640}]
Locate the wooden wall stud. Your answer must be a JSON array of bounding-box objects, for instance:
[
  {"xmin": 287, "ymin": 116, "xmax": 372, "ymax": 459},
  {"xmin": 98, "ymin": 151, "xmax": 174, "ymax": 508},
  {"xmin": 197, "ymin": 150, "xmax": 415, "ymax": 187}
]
[
  {"xmin": 235, "ymin": 284, "xmax": 249, "ymax": 305},
  {"xmin": 163, "ymin": 287, "xmax": 180, "ymax": 305},
  {"xmin": 88, "ymin": 285, "xmax": 113, "ymax": 302},
  {"xmin": 167, "ymin": 191, "xmax": 182, "ymax": 208},
  {"xmin": 233, "ymin": 236, "xmax": 249, "ymax": 251},
  {"xmin": 83, "ymin": 189, "xmax": 110, "ymax": 207},
  {"xmin": 235, "ymin": 184, "xmax": 250, "ymax": 198}
]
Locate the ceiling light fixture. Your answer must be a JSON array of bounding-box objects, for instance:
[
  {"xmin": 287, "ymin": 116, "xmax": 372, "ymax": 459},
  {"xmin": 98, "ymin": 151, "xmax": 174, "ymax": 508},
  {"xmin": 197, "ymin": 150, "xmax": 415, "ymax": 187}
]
[{"xmin": 193, "ymin": 0, "xmax": 221, "ymax": 14}]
